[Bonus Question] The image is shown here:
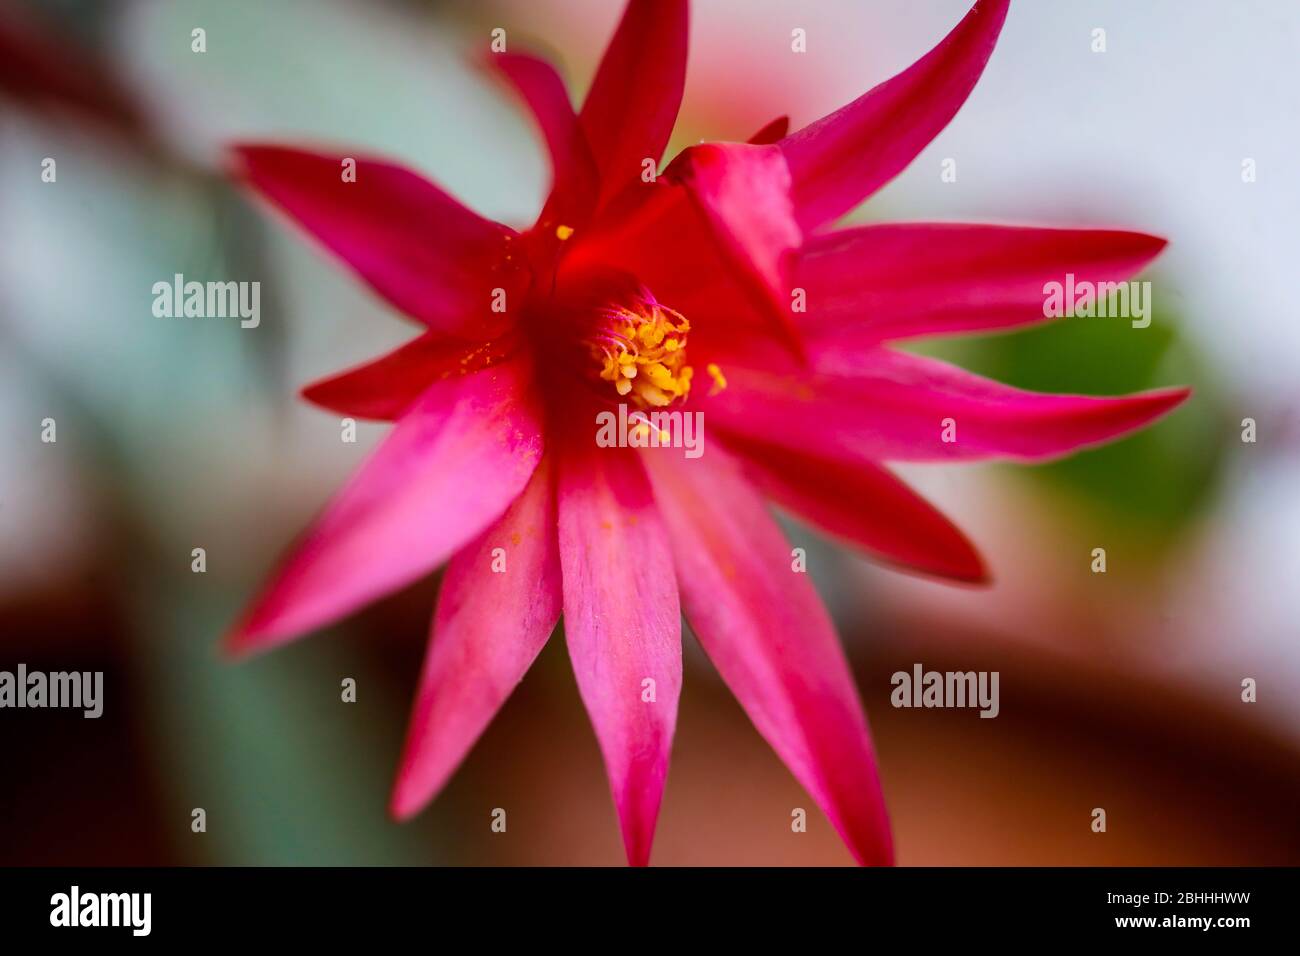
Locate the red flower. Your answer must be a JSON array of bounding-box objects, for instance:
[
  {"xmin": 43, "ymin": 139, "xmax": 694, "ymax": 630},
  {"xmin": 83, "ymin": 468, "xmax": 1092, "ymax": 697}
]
[{"xmin": 227, "ymin": 0, "xmax": 1188, "ymax": 865}]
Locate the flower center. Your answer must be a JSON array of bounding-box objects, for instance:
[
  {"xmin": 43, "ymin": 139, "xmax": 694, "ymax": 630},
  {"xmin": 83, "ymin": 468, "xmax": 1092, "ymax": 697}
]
[{"xmin": 589, "ymin": 295, "xmax": 693, "ymax": 408}]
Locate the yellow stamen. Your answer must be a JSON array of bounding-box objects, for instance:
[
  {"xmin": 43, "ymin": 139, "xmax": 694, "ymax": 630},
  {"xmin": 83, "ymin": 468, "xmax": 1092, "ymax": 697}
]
[
  {"xmin": 591, "ymin": 297, "xmax": 694, "ymax": 409},
  {"xmin": 706, "ymin": 362, "xmax": 728, "ymax": 396},
  {"xmin": 555, "ymin": 224, "xmax": 575, "ymax": 241}
]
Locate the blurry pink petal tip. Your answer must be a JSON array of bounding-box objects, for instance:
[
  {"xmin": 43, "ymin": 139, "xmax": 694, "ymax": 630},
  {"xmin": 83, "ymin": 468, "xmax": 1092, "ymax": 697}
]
[{"xmin": 227, "ymin": 0, "xmax": 1189, "ymax": 865}]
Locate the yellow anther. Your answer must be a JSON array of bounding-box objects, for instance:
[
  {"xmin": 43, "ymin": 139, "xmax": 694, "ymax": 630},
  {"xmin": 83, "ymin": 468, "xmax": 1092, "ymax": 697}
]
[
  {"xmin": 706, "ymin": 362, "xmax": 727, "ymax": 396},
  {"xmin": 555, "ymin": 224, "xmax": 575, "ymax": 241},
  {"xmin": 591, "ymin": 297, "xmax": 694, "ymax": 409},
  {"xmin": 643, "ymin": 362, "xmax": 675, "ymax": 389}
]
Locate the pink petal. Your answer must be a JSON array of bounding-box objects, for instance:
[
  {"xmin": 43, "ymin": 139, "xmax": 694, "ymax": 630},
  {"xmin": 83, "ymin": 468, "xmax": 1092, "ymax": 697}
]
[
  {"xmin": 227, "ymin": 359, "xmax": 544, "ymax": 655},
  {"xmin": 483, "ymin": 51, "xmax": 599, "ymax": 230},
  {"xmin": 231, "ymin": 144, "xmax": 526, "ymax": 337},
  {"xmin": 703, "ymin": 345, "xmax": 1192, "ymax": 463},
  {"xmin": 556, "ymin": 165, "xmax": 786, "ymax": 346},
  {"xmin": 797, "ymin": 223, "xmax": 1167, "ymax": 343},
  {"xmin": 557, "ymin": 440, "xmax": 681, "ymax": 866},
  {"xmin": 580, "ymin": 0, "xmax": 688, "ymax": 208},
  {"xmin": 665, "ymin": 142, "xmax": 804, "ymax": 352},
  {"xmin": 557, "ymin": 182, "xmax": 715, "ymax": 313},
  {"xmin": 780, "ymin": 0, "xmax": 1009, "ymax": 230},
  {"xmin": 747, "ymin": 115, "xmax": 791, "ymax": 145},
  {"xmin": 642, "ymin": 445, "xmax": 893, "ymax": 865},
  {"xmin": 300, "ymin": 332, "xmax": 514, "ymax": 421},
  {"xmin": 727, "ymin": 435, "xmax": 987, "ymax": 582},
  {"xmin": 390, "ymin": 457, "xmax": 561, "ymax": 820}
]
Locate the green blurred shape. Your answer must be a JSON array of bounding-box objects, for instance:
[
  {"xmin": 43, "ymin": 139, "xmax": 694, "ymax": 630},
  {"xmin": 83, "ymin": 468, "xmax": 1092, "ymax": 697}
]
[{"xmin": 137, "ymin": 586, "xmax": 445, "ymax": 865}]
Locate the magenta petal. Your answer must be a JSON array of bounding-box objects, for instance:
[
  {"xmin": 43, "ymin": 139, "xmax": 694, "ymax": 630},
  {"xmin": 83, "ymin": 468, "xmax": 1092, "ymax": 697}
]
[
  {"xmin": 484, "ymin": 51, "xmax": 599, "ymax": 229},
  {"xmin": 666, "ymin": 142, "xmax": 804, "ymax": 352},
  {"xmin": 580, "ymin": 0, "xmax": 688, "ymax": 207},
  {"xmin": 227, "ymin": 360, "xmax": 544, "ymax": 655},
  {"xmin": 704, "ymin": 346, "xmax": 1191, "ymax": 463},
  {"xmin": 747, "ymin": 115, "xmax": 791, "ymax": 145},
  {"xmin": 642, "ymin": 446, "xmax": 893, "ymax": 865},
  {"xmin": 390, "ymin": 458, "xmax": 561, "ymax": 820},
  {"xmin": 557, "ymin": 441, "xmax": 681, "ymax": 866},
  {"xmin": 797, "ymin": 223, "xmax": 1167, "ymax": 343},
  {"xmin": 727, "ymin": 436, "xmax": 987, "ymax": 583},
  {"xmin": 232, "ymin": 144, "xmax": 526, "ymax": 336},
  {"xmin": 300, "ymin": 332, "xmax": 511, "ymax": 421},
  {"xmin": 780, "ymin": 0, "xmax": 1009, "ymax": 230}
]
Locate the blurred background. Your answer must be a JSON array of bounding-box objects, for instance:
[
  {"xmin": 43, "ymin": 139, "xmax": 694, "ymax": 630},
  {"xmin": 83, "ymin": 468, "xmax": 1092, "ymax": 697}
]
[{"xmin": 2, "ymin": 0, "xmax": 1297, "ymax": 865}]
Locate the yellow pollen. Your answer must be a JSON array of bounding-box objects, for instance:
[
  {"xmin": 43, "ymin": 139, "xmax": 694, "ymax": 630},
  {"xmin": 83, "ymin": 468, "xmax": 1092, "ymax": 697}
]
[
  {"xmin": 555, "ymin": 224, "xmax": 575, "ymax": 241},
  {"xmin": 592, "ymin": 299, "xmax": 694, "ymax": 408},
  {"xmin": 706, "ymin": 362, "xmax": 728, "ymax": 396}
]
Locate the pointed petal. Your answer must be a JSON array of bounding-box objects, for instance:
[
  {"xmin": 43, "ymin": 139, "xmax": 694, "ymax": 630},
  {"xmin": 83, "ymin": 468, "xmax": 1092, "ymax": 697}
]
[
  {"xmin": 300, "ymin": 333, "xmax": 516, "ymax": 421},
  {"xmin": 557, "ymin": 440, "xmax": 681, "ymax": 866},
  {"xmin": 727, "ymin": 435, "xmax": 986, "ymax": 582},
  {"xmin": 747, "ymin": 115, "xmax": 791, "ymax": 145},
  {"xmin": 483, "ymin": 51, "xmax": 599, "ymax": 229},
  {"xmin": 642, "ymin": 446, "xmax": 893, "ymax": 865},
  {"xmin": 665, "ymin": 142, "xmax": 804, "ymax": 352},
  {"xmin": 231, "ymin": 144, "xmax": 526, "ymax": 336},
  {"xmin": 797, "ymin": 223, "xmax": 1167, "ymax": 343},
  {"xmin": 580, "ymin": 0, "xmax": 688, "ymax": 207},
  {"xmin": 780, "ymin": 0, "xmax": 1009, "ymax": 229},
  {"xmin": 390, "ymin": 458, "xmax": 561, "ymax": 819},
  {"xmin": 227, "ymin": 359, "xmax": 543, "ymax": 655},
  {"xmin": 704, "ymin": 346, "xmax": 1191, "ymax": 463}
]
